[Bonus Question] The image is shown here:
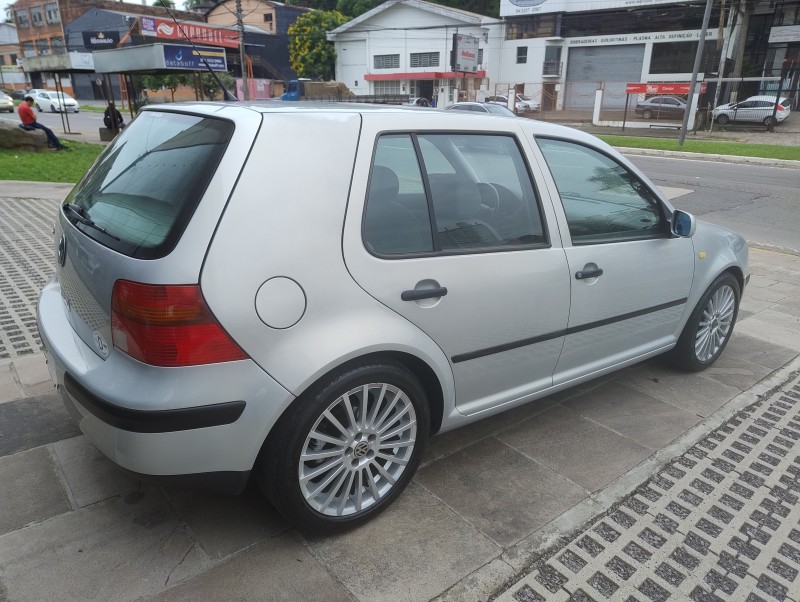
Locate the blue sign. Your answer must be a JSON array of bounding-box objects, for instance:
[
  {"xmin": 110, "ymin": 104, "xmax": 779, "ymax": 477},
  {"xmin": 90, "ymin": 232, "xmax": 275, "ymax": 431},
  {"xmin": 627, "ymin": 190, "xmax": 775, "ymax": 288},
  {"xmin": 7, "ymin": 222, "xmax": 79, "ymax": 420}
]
[{"xmin": 162, "ymin": 45, "xmax": 228, "ymax": 72}]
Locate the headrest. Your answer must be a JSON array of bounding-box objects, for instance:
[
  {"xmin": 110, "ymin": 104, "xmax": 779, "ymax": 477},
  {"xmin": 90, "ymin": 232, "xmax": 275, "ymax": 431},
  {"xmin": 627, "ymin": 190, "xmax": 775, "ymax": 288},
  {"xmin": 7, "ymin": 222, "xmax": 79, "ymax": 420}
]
[
  {"xmin": 428, "ymin": 173, "xmax": 482, "ymax": 222},
  {"xmin": 369, "ymin": 165, "xmax": 399, "ymax": 201}
]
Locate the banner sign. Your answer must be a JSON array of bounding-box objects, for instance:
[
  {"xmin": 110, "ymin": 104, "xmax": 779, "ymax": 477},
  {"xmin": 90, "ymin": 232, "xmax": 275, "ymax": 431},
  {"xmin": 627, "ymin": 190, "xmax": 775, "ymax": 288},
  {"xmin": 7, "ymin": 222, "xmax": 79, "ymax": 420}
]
[
  {"xmin": 769, "ymin": 25, "xmax": 800, "ymax": 44},
  {"xmin": 452, "ymin": 34, "xmax": 479, "ymax": 73},
  {"xmin": 501, "ymin": 0, "xmax": 683, "ymax": 18},
  {"xmin": 163, "ymin": 45, "xmax": 228, "ymax": 71},
  {"xmin": 141, "ymin": 17, "xmax": 239, "ymax": 49},
  {"xmin": 627, "ymin": 83, "xmax": 708, "ymax": 94},
  {"xmin": 82, "ymin": 31, "xmax": 120, "ymax": 49}
]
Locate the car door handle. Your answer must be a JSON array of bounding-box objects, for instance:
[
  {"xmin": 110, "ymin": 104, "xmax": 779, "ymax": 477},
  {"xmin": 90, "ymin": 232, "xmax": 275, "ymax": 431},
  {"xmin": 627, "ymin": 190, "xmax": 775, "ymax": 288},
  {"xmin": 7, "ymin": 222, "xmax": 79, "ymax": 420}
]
[
  {"xmin": 575, "ymin": 266, "xmax": 604, "ymax": 280},
  {"xmin": 401, "ymin": 287, "xmax": 448, "ymax": 301}
]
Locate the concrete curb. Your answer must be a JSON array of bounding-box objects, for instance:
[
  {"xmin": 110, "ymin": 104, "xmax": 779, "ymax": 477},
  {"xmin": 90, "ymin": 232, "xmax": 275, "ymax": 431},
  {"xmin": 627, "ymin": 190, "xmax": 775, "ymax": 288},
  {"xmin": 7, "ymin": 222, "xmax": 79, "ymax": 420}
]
[{"xmin": 617, "ymin": 147, "xmax": 800, "ymax": 169}]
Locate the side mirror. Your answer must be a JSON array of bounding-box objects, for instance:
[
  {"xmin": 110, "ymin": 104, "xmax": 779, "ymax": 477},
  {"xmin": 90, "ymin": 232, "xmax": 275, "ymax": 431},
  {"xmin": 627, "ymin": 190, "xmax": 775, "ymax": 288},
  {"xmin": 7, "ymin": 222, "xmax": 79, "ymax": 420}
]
[{"xmin": 672, "ymin": 210, "xmax": 696, "ymax": 238}]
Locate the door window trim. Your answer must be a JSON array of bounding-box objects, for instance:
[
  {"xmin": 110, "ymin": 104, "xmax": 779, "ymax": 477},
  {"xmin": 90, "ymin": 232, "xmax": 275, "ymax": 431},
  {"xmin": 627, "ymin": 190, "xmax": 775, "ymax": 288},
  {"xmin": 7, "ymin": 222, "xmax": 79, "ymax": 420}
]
[
  {"xmin": 535, "ymin": 135, "xmax": 670, "ymax": 246},
  {"xmin": 362, "ymin": 129, "xmax": 552, "ymax": 259}
]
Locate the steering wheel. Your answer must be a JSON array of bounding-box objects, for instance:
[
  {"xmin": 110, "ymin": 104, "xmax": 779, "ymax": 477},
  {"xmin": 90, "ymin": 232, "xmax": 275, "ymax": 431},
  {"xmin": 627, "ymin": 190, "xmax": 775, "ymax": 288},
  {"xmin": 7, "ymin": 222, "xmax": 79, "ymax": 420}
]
[{"xmin": 476, "ymin": 182, "xmax": 500, "ymax": 219}]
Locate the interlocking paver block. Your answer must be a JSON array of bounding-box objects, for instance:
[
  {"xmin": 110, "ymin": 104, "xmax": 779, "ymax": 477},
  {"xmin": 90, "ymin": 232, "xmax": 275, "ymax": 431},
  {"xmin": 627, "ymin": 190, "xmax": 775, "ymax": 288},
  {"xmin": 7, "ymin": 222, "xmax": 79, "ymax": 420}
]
[
  {"xmin": 605, "ymin": 556, "xmax": 636, "ymax": 581},
  {"xmin": 513, "ymin": 584, "xmax": 546, "ymax": 602},
  {"xmin": 638, "ymin": 577, "xmax": 669, "ymax": 602},
  {"xmin": 587, "ymin": 571, "xmax": 618, "ymax": 598}
]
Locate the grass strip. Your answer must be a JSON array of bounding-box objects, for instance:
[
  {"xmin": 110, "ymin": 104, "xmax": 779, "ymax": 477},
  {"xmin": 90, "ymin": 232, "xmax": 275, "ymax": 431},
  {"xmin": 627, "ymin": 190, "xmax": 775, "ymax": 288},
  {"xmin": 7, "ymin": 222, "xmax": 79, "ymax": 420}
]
[
  {"xmin": 0, "ymin": 141, "xmax": 104, "ymax": 183},
  {"xmin": 597, "ymin": 135, "xmax": 800, "ymax": 161}
]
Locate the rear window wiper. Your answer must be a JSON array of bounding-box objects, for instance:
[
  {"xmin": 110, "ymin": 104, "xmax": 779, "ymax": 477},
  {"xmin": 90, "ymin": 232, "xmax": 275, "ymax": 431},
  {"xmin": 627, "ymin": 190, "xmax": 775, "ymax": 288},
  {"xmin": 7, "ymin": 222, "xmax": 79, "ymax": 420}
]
[{"xmin": 64, "ymin": 203, "xmax": 120, "ymax": 241}]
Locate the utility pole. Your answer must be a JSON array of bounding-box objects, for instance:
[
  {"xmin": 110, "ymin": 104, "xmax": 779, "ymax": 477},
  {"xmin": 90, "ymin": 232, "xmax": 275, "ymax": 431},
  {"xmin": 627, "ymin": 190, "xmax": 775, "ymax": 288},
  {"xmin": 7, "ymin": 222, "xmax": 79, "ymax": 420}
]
[
  {"xmin": 679, "ymin": 0, "xmax": 713, "ymax": 146},
  {"xmin": 236, "ymin": 0, "xmax": 249, "ymax": 100}
]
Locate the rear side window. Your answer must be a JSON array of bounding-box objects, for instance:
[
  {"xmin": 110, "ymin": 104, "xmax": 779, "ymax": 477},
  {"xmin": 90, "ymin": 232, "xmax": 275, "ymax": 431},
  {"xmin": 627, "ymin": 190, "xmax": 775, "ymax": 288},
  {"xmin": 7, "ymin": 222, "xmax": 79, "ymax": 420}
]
[
  {"xmin": 364, "ymin": 133, "xmax": 546, "ymax": 256},
  {"xmin": 63, "ymin": 111, "xmax": 234, "ymax": 259}
]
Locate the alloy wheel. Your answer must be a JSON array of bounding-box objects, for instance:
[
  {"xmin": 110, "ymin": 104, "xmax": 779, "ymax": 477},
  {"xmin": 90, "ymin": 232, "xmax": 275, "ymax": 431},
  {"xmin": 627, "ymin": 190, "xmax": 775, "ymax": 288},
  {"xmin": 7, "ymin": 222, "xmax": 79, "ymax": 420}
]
[
  {"xmin": 694, "ymin": 284, "xmax": 736, "ymax": 362},
  {"xmin": 299, "ymin": 382, "xmax": 417, "ymax": 517}
]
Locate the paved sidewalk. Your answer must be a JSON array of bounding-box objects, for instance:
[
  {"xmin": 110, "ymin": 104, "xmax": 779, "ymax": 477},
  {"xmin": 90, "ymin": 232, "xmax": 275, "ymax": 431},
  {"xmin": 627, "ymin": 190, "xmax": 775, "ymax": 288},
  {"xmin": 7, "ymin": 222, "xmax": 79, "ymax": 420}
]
[{"xmin": 1, "ymin": 185, "xmax": 799, "ymax": 601}]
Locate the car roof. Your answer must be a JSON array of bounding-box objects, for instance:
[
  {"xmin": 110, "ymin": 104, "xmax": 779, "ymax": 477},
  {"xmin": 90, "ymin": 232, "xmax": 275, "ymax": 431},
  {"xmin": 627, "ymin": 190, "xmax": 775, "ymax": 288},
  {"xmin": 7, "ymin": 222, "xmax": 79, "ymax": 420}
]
[
  {"xmin": 743, "ymin": 95, "xmax": 789, "ymax": 102},
  {"xmin": 139, "ymin": 101, "xmax": 610, "ymax": 147}
]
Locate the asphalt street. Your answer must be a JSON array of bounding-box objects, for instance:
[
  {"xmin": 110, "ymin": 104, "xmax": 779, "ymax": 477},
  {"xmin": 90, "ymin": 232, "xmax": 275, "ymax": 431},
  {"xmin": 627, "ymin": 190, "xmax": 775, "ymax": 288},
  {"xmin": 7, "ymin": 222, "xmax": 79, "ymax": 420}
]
[{"xmin": 0, "ymin": 126, "xmax": 799, "ymax": 600}]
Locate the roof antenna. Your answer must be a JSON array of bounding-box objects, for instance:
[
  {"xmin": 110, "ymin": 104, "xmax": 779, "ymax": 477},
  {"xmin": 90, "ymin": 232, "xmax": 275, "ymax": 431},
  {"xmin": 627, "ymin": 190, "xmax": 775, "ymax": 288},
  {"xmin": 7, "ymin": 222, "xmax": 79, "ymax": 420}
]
[{"xmin": 160, "ymin": 3, "xmax": 238, "ymax": 101}]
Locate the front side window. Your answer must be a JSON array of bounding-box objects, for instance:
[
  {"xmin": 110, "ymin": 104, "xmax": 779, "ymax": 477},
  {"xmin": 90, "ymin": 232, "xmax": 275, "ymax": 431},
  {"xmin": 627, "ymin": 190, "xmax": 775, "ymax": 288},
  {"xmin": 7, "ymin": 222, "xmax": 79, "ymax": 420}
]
[
  {"xmin": 364, "ymin": 133, "xmax": 546, "ymax": 255},
  {"xmin": 63, "ymin": 111, "xmax": 234, "ymax": 259},
  {"xmin": 537, "ymin": 138, "xmax": 664, "ymax": 244}
]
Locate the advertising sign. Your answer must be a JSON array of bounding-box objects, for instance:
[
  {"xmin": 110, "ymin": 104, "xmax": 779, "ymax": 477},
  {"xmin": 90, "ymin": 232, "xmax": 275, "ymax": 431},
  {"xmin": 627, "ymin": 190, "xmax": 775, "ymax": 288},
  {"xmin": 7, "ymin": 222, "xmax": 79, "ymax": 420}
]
[
  {"xmin": 452, "ymin": 34, "xmax": 480, "ymax": 73},
  {"xmin": 768, "ymin": 25, "xmax": 800, "ymax": 44},
  {"xmin": 626, "ymin": 83, "xmax": 707, "ymax": 94},
  {"xmin": 501, "ymin": 0, "xmax": 683, "ymax": 18},
  {"xmin": 82, "ymin": 31, "xmax": 120, "ymax": 49},
  {"xmin": 141, "ymin": 17, "xmax": 239, "ymax": 49},
  {"xmin": 163, "ymin": 45, "xmax": 228, "ymax": 72}
]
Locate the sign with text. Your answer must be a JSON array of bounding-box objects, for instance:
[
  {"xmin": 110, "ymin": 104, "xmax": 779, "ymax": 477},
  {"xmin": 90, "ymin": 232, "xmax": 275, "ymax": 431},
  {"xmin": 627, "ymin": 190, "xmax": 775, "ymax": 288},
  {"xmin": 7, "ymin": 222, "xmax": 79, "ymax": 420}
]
[
  {"xmin": 769, "ymin": 25, "xmax": 800, "ymax": 44},
  {"xmin": 452, "ymin": 34, "xmax": 480, "ymax": 73},
  {"xmin": 141, "ymin": 16, "xmax": 239, "ymax": 49},
  {"xmin": 501, "ymin": 0, "xmax": 683, "ymax": 18},
  {"xmin": 82, "ymin": 31, "xmax": 120, "ymax": 49},
  {"xmin": 163, "ymin": 45, "xmax": 228, "ymax": 71},
  {"xmin": 627, "ymin": 83, "xmax": 708, "ymax": 94}
]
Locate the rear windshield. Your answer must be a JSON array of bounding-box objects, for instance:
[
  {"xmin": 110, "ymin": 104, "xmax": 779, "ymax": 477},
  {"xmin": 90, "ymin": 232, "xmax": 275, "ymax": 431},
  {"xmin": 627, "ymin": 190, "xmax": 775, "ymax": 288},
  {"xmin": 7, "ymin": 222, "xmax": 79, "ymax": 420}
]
[{"xmin": 63, "ymin": 111, "xmax": 234, "ymax": 259}]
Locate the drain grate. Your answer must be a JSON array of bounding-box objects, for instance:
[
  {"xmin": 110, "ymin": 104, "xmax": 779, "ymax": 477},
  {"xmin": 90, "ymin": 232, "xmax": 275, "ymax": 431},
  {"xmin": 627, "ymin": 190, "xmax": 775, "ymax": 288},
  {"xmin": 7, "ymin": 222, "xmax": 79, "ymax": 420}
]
[{"xmin": 0, "ymin": 197, "xmax": 59, "ymax": 360}]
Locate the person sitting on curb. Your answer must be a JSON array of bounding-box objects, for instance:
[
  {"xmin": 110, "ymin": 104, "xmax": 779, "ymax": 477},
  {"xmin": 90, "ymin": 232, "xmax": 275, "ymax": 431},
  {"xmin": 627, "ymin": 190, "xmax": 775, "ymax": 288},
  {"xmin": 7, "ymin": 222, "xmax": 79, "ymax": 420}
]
[
  {"xmin": 17, "ymin": 95, "xmax": 68, "ymax": 151},
  {"xmin": 103, "ymin": 102, "xmax": 124, "ymax": 130}
]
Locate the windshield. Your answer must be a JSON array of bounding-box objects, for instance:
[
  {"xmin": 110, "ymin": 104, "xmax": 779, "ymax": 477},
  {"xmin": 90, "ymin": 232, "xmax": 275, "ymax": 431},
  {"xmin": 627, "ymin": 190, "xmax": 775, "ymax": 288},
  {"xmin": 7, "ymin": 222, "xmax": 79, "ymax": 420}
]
[{"xmin": 63, "ymin": 111, "xmax": 234, "ymax": 259}]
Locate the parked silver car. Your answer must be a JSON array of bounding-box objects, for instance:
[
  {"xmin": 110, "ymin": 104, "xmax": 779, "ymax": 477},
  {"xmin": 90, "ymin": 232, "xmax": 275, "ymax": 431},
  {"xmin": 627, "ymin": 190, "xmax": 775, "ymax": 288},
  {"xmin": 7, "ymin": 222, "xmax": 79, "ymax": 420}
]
[{"xmin": 38, "ymin": 102, "xmax": 748, "ymax": 532}]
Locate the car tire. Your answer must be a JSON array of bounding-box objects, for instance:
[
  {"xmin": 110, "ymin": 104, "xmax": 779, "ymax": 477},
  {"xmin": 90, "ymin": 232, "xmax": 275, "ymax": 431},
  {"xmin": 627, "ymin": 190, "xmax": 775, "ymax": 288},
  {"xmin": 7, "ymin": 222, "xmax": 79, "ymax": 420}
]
[
  {"xmin": 716, "ymin": 114, "xmax": 730, "ymax": 125},
  {"xmin": 50, "ymin": 104, "xmax": 57, "ymax": 113},
  {"xmin": 257, "ymin": 359, "xmax": 430, "ymax": 532},
  {"xmin": 763, "ymin": 116, "xmax": 777, "ymax": 127},
  {"xmin": 642, "ymin": 109, "xmax": 653, "ymax": 119},
  {"xmin": 668, "ymin": 272, "xmax": 740, "ymax": 372},
  {"xmin": 36, "ymin": 103, "xmax": 42, "ymax": 111}
]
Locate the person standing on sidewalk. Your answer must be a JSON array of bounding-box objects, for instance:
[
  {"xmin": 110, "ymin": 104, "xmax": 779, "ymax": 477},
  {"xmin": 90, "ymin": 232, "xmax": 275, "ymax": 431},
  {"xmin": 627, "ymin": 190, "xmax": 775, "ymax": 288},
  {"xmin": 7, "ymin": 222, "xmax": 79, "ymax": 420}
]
[{"xmin": 17, "ymin": 96, "xmax": 68, "ymax": 151}]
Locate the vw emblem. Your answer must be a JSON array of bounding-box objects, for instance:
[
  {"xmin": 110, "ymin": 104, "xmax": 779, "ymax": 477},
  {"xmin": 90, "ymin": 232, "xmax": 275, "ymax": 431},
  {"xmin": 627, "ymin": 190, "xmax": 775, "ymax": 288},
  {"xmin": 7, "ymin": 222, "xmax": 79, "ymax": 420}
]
[
  {"xmin": 57, "ymin": 234, "xmax": 67, "ymax": 267},
  {"xmin": 353, "ymin": 441, "xmax": 370, "ymax": 459},
  {"xmin": 93, "ymin": 331, "xmax": 109, "ymax": 358}
]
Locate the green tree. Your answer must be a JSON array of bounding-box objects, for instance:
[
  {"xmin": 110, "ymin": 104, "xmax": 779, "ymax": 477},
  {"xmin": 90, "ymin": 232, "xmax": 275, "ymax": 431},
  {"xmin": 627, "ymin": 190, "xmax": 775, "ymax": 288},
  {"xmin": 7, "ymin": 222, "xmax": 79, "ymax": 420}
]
[
  {"xmin": 335, "ymin": 0, "xmax": 380, "ymax": 18},
  {"xmin": 140, "ymin": 73, "xmax": 192, "ymax": 101},
  {"xmin": 200, "ymin": 71, "xmax": 235, "ymax": 100},
  {"xmin": 152, "ymin": 0, "xmax": 176, "ymax": 8},
  {"xmin": 182, "ymin": 0, "xmax": 211, "ymax": 9},
  {"xmin": 288, "ymin": 10, "xmax": 349, "ymax": 80}
]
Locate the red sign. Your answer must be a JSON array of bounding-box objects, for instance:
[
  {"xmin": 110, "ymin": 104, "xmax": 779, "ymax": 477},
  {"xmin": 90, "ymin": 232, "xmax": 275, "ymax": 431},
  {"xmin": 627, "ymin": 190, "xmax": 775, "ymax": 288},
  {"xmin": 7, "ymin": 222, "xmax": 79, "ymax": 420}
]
[
  {"xmin": 626, "ymin": 83, "xmax": 708, "ymax": 94},
  {"xmin": 140, "ymin": 16, "xmax": 240, "ymax": 49}
]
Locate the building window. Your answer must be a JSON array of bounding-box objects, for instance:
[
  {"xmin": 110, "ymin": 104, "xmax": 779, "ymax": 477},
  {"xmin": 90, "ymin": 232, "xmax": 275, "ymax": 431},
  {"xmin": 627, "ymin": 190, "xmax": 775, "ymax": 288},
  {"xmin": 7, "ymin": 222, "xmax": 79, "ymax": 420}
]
[
  {"xmin": 516, "ymin": 47, "xmax": 527, "ymax": 64},
  {"xmin": 374, "ymin": 54, "xmax": 400, "ymax": 69},
  {"xmin": 51, "ymin": 37, "xmax": 65, "ymax": 54},
  {"xmin": 263, "ymin": 13, "xmax": 273, "ymax": 31},
  {"xmin": 36, "ymin": 39, "xmax": 50, "ymax": 56},
  {"xmin": 16, "ymin": 10, "xmax": 30, "ymax": 29},
  {"xmin": 650, "ymin": 42, "xmax": 718, "ymax": 74},
  {"xmin": 373, "ymin": 80, "xmax": 401, "ymax": 95},
  {"xmin": 478, "ymin": 48, "xmax": 484, "ymax": 66},
  {"xmin": 31, "ymin": 6, "xmax": 44, "ymax": 27},
  {"xmin": 45, "ymin": 2, "xmax": 60, "ymax": 24},
  {"xmin": 506, "ymin": 15, "xmax": 559, "ymax": 40},
  {"xmin": 410, "ymin": 52, "xmax": 439, "ymax": 68},
  {"xmin": 22, "ymin": 41, "xmax": 35, "ymax": 57}
]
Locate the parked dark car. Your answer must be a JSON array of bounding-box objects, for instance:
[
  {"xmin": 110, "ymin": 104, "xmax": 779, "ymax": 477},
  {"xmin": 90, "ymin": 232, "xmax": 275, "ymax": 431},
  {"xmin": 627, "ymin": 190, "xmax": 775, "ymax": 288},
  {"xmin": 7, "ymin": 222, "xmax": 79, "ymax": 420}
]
[{"xmin": 635, "ymin": 96, "xmax": 686, "ymax": 119}]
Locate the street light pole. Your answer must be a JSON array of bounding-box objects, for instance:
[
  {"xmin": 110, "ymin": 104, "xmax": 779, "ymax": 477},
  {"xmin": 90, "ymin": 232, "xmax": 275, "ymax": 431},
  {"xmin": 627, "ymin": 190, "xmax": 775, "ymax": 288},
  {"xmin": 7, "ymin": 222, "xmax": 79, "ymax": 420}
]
[
  {"xmin": 236, "ymin": 0, "xmax": 249, "ymax": 100},
  {"xmin": 679, "ymin": 0, "xmax": 713, "ymax": 146}
]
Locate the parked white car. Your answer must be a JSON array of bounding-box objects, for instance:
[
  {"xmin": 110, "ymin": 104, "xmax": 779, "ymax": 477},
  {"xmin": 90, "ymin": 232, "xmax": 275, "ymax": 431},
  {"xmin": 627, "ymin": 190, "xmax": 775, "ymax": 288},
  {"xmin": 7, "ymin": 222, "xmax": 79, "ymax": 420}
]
[
  {"xmin": 712, "ymin": 95, "xmax": 790, "ymax": 126},
  {"xmin": 486, "ymin": 94, "xmax": 540, "ymax": 113},
  {"xmin": 32, "ymin": 90, "xmax": 80, "ymax": 113},
  {"xmin": 38, "ymin": 102, "xmax": 748, "ymax": 532}
]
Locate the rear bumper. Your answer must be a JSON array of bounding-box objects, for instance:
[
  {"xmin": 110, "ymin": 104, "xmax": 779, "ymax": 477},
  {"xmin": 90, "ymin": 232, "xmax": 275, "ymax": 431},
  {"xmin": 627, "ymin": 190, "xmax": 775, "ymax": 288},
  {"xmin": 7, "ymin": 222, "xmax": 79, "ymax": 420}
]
[{"xmin": 38, "ymin": 277, "xmax": 295, "ymax": 480}]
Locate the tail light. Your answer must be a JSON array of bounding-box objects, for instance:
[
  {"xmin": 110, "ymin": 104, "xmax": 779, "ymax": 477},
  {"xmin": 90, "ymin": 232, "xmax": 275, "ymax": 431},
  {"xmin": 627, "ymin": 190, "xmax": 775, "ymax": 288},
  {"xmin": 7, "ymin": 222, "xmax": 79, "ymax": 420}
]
[
  {"xmin": 776, "ymin": 104, "xmax": 786, "ymax": 112},
  {"xmin": 111, "ymin": 281, "xmax": 248, "ymax": 367}
]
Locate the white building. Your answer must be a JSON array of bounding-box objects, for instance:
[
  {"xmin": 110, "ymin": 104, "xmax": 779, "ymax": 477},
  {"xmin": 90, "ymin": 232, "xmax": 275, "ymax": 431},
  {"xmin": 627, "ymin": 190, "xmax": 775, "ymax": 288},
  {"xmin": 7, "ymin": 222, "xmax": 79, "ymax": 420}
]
[{"xmin": 328, "ymin": 0, "xmax": 503, "ymax": 106}]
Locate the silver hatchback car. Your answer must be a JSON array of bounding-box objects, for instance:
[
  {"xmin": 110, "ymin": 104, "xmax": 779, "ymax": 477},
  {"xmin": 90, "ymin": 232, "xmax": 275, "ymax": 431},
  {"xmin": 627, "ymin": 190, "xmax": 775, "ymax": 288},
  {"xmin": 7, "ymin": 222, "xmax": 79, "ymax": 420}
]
[{"xmin": 38, "ymin": 102, "xmax": 748, "ymax": 532}]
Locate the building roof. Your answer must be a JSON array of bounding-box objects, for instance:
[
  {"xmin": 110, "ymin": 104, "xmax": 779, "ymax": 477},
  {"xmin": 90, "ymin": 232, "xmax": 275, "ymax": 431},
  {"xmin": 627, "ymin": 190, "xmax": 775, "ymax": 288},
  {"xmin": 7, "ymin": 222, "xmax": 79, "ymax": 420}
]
[{"xmin": 329, "ymin": 0, "xmax": 497, "ymax": 36}]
